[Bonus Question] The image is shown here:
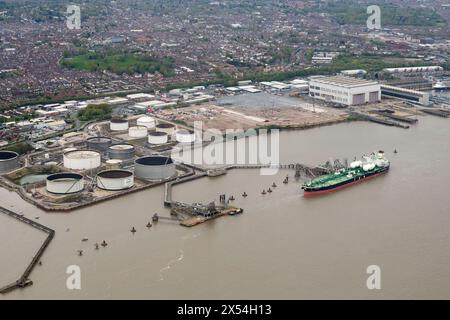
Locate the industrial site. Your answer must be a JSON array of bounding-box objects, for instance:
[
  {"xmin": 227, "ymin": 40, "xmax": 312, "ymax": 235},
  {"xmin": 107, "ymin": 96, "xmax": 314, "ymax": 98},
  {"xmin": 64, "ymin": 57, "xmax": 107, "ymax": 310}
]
[{"xmin": 1, "ymin": 66, "xmax": 450, "ymax": 218}]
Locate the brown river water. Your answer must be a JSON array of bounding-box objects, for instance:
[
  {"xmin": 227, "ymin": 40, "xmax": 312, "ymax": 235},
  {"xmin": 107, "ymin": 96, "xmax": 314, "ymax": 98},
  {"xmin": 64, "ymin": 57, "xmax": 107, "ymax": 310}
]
[{"xmin": 1, "ymin": 115, "xmax": 449, "ymax": 299}]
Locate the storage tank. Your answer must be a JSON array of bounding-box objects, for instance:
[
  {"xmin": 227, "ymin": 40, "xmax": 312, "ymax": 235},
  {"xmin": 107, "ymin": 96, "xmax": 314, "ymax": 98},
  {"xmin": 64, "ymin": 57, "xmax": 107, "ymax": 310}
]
[
  {"xmin": 105, "ymin": 159, "xmax": 123, "ymax": 169},
  {"xmin": 108, "ymin": 144, "xmax": 135, "ymax": 160},
  {"xmin": 137, "ymin": 116, "xmax": 156, "ymax": 129},
  {"xmin": 63, "ymin": 150, "xmax": 101, "ymax": 170},
  {"xmin": 156, "ymin": 123, "xmax": 176, "ymax": 135},
  {"xmin": 134, "ymin": 156, "xmax": 176, "ymax": 180},
  {"xmin": 63, "ymin": 147, "xmax": 77, "ymax": 153},
  {"xmin": 110, "ymin": 118, "xmax": 129, "ymax": 131},
  {"xmin": 128, "ymin": 126, "xmax": 148, "ymax": 139},
  {"xmin": 148, "ymin": 131, "xmax": 169, "ymax": 145},
  {"xmin": 96, "ymin": 170, "xmax": 134, "ymax": 191},
  {"xmin": 0, "ymin": 151, "xmax": 20, "ymax": 173},
  {"xmin": 175, "ymin": 129, "xmax": 196, "ymax": 143},
  {"xmin": 46, "ymin": 172, "xmax": 84, "ymax": 194},
  {"xmin": 86, "ymin": 137, "xmax": 112, "ymax": 153}
]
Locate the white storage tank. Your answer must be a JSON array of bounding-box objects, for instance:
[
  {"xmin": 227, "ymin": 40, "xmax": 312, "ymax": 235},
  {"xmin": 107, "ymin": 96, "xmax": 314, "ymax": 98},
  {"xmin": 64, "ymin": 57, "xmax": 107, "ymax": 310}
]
[
  {"xmin": 175, "ymin": 129, "xmax": 196, "ymax": 143},
  {"xmin": 46, "ymin": 172, "xmax": 84, "ymax": 194},
  {"xmin": 63, "ymin": 150, "xmax": 101, "ymax": 170},
  {"xmin": 148, "ymin": 131, "xmax": 169, "ymax": 145},
  {"xmin": 128, "ymin": 126, "xmax": 148, "ymax": 139},
  {"xmin": 137, "ymin": 116, "xmax": 156, "ymax": 129},
  {"xmin": 156, "ymin": 123, "xmax": 176, "ymax": 135},
  {"xmin": 96, "ymin": 170, "xmax": 134, "ymax": 191},
  {"xmin": 110, "ymin": 118, "xmax": 129, "ymax": 131}
]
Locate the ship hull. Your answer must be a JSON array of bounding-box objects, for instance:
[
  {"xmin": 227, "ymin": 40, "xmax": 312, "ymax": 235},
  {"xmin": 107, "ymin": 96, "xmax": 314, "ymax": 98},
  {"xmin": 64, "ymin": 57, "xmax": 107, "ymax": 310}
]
[{"xmin": 303, "ymin": 167, "xmax": 389, "ymax": 196}]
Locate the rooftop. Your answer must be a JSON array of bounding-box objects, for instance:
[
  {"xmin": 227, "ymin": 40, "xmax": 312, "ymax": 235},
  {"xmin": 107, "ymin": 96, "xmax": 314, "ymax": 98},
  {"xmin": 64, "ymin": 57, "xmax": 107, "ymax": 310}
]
[{"xmin": 310, "ymin": 76, "xmax": 379, "ymax": 88}]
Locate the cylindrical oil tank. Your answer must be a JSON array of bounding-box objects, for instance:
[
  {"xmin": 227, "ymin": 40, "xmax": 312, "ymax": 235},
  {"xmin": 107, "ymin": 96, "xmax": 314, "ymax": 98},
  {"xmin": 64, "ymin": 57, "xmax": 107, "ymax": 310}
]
[
  {"xmin": 0, "ymin": 151, "xmax": 20, "ymax": 173},
  {"xmin": 175, "ymin": 129, "xmax": 196, "ymax": 143},
  {"xmin": 110, "ymin": 118, "xmax": 129, "ymax": 131},
  {"xmin": 63, "ymin": 147, "xmax": 77, "ymax": 153},
  {"xmin": 128, "ymin": 126, "xmax": 148, "ymax": 139},
  {"xmin": 46, "ymin": 172, "xmax": 84, "ymax": 194},
  {"xmin": 63, "ymin": 150, "xmax": 101, "ymax": 170},
  {"xmin": 86, "ymin": 136, "xmax": 112, "ymax": 153},
  {"xmin": 108, "ymin": 144, "xmax": 135, "ymax": 160},
  {"xmin": 137, "ymin": 116, "xmax": 156, "ymax": 129},
  {"xmin": 148, "ymin": 131, "xmax": 169, "ymax": 145},
  {"xmin": 105, "ymin": 159, "xmax": 123, "ymax": 169},
  {"xmin": 156, "ymin": 123, "xmax": 176, "ymax": 135},
  {"xmin": 96, "ymin": 170, "xmax": 134, "ymax": 191},
  {"xmin": 134, "ymin": 156, "xmax": 176, "ymax": 181}
]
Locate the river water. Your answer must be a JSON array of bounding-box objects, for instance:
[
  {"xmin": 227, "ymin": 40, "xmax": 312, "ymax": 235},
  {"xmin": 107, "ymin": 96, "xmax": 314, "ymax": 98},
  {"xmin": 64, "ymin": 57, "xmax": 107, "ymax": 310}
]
[{"xmin": 1, "ymin": 115, "xmax": 449, "ymax": 299}]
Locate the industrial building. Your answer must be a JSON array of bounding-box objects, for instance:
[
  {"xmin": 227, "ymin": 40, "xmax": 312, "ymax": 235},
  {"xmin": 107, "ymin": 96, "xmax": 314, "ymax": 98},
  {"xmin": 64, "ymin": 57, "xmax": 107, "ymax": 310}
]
[
  {"xmin": 63, "ymin": 150, "xmax": 101, "ymax": 170},
  {"xmin": 383, "ymin": 66, "xmax": 443, "ymax": 74},
  {"xmin": 381, "ymin": 85, "xmax": 430, "ymax": 106},
  {"xmin": 309, "ymin": 76, "xmax": 381, "ymax": 106},
  {"xmin": 46, "ymin": 172, "xmax": 84, "ymax": 194},
  {"xmin": 0, "ymin": 151, "xmax": 20, "ymax": 173},
  {"xmin": 96, "ymin": 170, "xmax": 134, "ymax": 191},
  {"xmin": 134, "ymin": 156, "xmax": 176, "ymax": 181}
]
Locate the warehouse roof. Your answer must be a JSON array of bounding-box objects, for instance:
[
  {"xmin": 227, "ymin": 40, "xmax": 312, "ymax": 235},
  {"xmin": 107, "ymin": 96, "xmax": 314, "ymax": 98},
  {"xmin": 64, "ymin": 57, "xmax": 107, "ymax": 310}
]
[{"xmin": 310, "ymin": 76, "xmax": 379, "ymax": 88}]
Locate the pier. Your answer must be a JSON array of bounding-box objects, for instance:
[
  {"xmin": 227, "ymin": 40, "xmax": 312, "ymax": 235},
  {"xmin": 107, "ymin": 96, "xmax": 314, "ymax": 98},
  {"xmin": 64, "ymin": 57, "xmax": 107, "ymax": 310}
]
[
  {"xmin": 349, "ymin": 111, "xmax": 410, "ymax": 129},
  {"xmin": 0, "ymin": 206, "xmax": 55, "ymax": 294},
  {"xmin": 375, "ymin": 111, "xmax": 418, "ymax": 124},
  {"xmin": 420, "ymin": 108, "xmax": 450, "ymax": 118}
]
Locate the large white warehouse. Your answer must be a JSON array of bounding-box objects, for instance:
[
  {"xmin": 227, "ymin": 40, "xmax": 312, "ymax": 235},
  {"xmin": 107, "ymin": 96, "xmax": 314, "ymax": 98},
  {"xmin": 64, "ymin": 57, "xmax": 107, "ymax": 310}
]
[{"xmin": 309, "ymin": 76, "xmax": 381, "ymax": 106}]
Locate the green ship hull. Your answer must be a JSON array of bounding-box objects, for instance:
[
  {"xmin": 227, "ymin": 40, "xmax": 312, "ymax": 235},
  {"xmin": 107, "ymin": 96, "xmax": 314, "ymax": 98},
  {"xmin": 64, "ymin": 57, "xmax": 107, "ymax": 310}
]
[{"xmin": 302, "ymin": 151, "xmax": 390, "ymax": 196}]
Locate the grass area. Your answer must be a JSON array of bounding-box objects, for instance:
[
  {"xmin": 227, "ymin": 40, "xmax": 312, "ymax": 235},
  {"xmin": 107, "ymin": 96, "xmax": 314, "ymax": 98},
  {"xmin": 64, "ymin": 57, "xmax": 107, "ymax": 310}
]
[
  {"xmin": 77, "ymin": 103, "xmax": 112, "ymax": 122},
  {"xmin": 61, "ymin": 51, "xmax": 175, "ymax": 76},
  {"xmin": 325, "ymin": 1, "xmax": 447, "ymax": 27}
]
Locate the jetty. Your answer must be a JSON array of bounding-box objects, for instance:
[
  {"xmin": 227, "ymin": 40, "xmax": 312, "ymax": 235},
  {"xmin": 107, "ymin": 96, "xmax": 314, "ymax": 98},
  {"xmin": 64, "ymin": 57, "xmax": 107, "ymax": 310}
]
[
  {"xmin": 349, "ymin": 111, "xmax": 410, "ymax": 129},
  {"xmin": 420, "ymin": 108, "xmax": 450, "ymax": 118},
  {"xmin": 0, "ymin": 206, "xmax": 55, "ymax": 294}
]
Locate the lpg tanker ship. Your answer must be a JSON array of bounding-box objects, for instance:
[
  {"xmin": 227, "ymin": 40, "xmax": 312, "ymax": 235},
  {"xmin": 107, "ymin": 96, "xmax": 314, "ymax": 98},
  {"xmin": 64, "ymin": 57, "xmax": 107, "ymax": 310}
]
[{"xmin": 302, "ymin": 151, "xmax": 390, "ymax": 196}]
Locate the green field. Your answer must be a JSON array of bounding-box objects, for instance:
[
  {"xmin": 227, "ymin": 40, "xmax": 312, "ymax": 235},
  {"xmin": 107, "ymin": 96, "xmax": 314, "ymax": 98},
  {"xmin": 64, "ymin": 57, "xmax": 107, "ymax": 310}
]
[{"xmin": 62, "ymin": 52, "xmax": 175, "ymax": 76}]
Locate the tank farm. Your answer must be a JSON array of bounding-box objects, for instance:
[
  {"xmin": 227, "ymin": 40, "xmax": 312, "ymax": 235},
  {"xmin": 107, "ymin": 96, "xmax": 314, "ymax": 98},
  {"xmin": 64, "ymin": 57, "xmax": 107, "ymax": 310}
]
[{"xmin": 0, "ymin": 115, "xmax": 331, "ymax": 294}]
